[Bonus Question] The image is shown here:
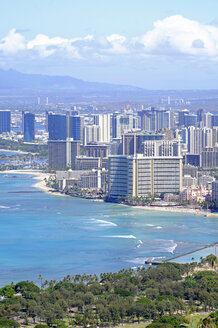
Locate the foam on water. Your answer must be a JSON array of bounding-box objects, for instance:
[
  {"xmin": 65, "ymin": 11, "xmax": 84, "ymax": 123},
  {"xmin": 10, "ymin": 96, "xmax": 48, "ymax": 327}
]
[
  {"xmin": 166, "ymin": 240, "xmax": 178, "ymax": 254},
  {"xmin": 104, "ymin": 235, "xmax": 136, "ymax": 239},
  {"xmin": 0, "ymin": 173, "xmax": 217, "ymax": 286},
  {"xmin": 90, "ymin": 219, "xmax": 117, "ymax": 227},
  {"xmin": 0, "ymin": 205, "xmax": 10, "ymax": 209},
  {"xmin": 137, "ymin": 240, "xmax": 143, "ymax": 248},
  {"xmin": 156, "ymin": 226, "xmax": 163, "ymax": 229}
]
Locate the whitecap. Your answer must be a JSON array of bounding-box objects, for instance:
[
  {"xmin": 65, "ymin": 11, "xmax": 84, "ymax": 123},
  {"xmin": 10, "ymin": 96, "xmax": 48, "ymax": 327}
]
[
  {"xmin": 137, "ymin": 240, "xmax": 143, "ymax": 248},
  {"xmin": 145, "ymin": 224, "xmax": 155, "ymax": 226},
  {"xmin": 90, "ymin": 219, "xmax": 117, "ymax": 227},
  {"xmin": 156, "ymin": 226, "xmax": 163, "ymax": 229},
  {"xmin": 166, "ymin": 240, "xmax": 178, "ymax": 254},
  {"xmin": 104, "ymin": 235, "xmax": 136, "ymax": 239},
  {"xmin": 0, "ymin": 205, "xmax": 10, "ymax": 209}
]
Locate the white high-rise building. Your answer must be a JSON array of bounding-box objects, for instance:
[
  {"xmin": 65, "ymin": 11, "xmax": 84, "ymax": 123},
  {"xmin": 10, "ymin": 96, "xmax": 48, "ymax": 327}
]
[
  {"xmin": 108, "ymin": 154, "xmax": 182, "ymax": 198},
  {"xmin": 93, "ymin": 114, "xmax": 111, "ymax": 143},
  {"xmin": 202, "ymin": 128, "xmax": 212, "ymax": 148},
  {"xmin": 188, "ymin": 126, "xmax": 202, "ymax": 155},
  {"xmin": 203, "ymin": 112, "xmax": 212, "ymax": 128},
  {"xmin": 84, "ymin": 125, "xmax": 100, "ymax": 145}
]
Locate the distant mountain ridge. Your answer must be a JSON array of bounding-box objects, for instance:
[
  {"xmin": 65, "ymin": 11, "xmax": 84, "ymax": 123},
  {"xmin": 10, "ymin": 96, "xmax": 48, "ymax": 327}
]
[{"xmin": 0, "ymin": 68, "xmax": 144, "ymax": 94}]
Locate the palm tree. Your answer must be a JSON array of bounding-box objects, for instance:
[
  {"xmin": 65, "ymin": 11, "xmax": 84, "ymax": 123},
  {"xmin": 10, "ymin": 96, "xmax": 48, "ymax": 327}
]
[{"xmin": 38, "ymin": 274, "xmax": 43, "ymax": 290}]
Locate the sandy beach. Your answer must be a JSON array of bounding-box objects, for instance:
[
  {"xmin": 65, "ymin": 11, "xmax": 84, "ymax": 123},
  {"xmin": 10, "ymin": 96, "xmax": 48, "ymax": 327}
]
[
  {"xmin": 0, "ymin": 149, "xmax": 30, "ymax": 155},
  {"xmin": 117, "ymin": 203, "xmax": 218, "ymax": 217},
  {"xmin": 133, "ymin": 205, "xmax": 218, "ymax": 217},
  {"xmin": 1, "ymin": 169, "xmax": 218, "ymax": 216},
  {"xmin": 0, "ymin": 169, "xmax": 66, "ymax": 197}
]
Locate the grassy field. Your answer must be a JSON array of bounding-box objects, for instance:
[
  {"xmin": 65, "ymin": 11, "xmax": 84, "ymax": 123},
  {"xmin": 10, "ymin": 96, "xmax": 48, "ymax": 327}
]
[{"xmin": 114, "ymin": 322, "xmax": 151, "ymax": 328}]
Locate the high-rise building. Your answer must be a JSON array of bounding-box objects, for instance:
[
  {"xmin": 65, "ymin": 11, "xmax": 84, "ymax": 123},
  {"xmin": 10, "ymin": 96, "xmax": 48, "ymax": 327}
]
[
  {"xmin": 212, "ymin": 127, "xmax": 218, "ymax": 146},
  {"xmin": 22, "ymin": 111, "xmax": 35, "ymax": 142},
  {"xmin": 178, "ymin": 109, "xmax": 189, "ymax": 127},
  {"xmin": 84, "ymin": 145, "xmax": 109, "ymax": 158},
  {"xmin": 203, "ymin": 112, "xmax": 213, "ymax": 128},
  {"xmin": 143, "ymin": 139, "xmax": 181, "ymax": 157},
  {"xmin": 184, "ymin": 114, "xmax": 197, "ymax": 127},
  {"xmin": 68, "ymin": 115, "xmax": 84, "ymax": 143},
  {"xmin": 122, "ymin": 131, "xmax": 164, "ymax": 155},
  {"xmin": 188, "ymin": 126, "xmax": 202, "ymax": 155},
  {"xmin": 108, "ymin": 154, "xmax": 182, "ymax": 198},
  {"xmin": 137, "ymin": 110, "xmax": 150, "ymax": 130},
  {"xmin": 0, "ymin": 110, "xmax": 11, "ymax": 134},
  {"xmin": 84, "ymin": 125, "xmax": 100, "ymax": 145},
  {"xmin": 138, "ymin": 108, "xmax": 174, "ymax": 131},
  {"xmin": 112, "ymin": 113, "xmax": 133, "ymax": 138},
  {"xmin": 201, "ymin": 147, "xmax": 218, "ymax": 169},
  {"xmin": 212, "ymin": 181, "xmax": 218, "ymax": 201},
  {"xmin": 212, "ymin": 115, "xmax": 218, "ymax": 127},
  {"xmin": 93, "ymin": 114, "xmax": 111, "ymax": 143},
  {"xmin": 197, "ymin": 108, "xmax": 204, "ymax": 124},
  {"xmin": 202, "ymin": 128, "xmax": 212, "ymax": 148},
  {"xmin": 48, "ymin": 139, "xmax": 80, "ymax": 169},
  {"xmin": 48, "ymin": 113, "xmax": 67, "ymax": 140}
]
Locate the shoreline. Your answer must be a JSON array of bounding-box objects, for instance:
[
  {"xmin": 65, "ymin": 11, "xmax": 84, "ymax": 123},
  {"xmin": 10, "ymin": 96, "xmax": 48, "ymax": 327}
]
[
  {"xmin": 0, "ymin": 169, "xmax": 66, "ymax": 197},
  {"xmin": 0, "ymin": 148, "xmax": 29, "ymax": 155},
  {"xmin": 1, "ymin": 169, "xmax": 218, "ymax": 216},
  {"xmin": 133, "ymin": 205, "xmax": 217, "ymax": 216}
]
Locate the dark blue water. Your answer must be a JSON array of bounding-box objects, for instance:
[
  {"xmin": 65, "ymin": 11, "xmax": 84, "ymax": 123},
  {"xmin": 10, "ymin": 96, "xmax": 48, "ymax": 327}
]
[{"xmin": 0, "ymin": 174, "xmax": 217, "ymax": 286}]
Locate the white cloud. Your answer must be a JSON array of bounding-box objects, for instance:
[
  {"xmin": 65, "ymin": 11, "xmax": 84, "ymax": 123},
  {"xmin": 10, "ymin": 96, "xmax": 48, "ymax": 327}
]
[
  {"xmin": 1, "ymin": 15, "xmax": 218, "ymax": 67},
  {"xmin": 136, "ymin": 15, "xmax": 218, "ymax": 59},
  {"xmin": 0, "ymin": 29, "xmax": 26, "ymax": 54}
]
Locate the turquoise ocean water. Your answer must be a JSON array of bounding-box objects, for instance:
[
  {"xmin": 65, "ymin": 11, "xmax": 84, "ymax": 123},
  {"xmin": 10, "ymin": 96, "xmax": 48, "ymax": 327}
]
[{"xmin": 0, "ymin": 173, "xmax": 217, "ymax": 286}]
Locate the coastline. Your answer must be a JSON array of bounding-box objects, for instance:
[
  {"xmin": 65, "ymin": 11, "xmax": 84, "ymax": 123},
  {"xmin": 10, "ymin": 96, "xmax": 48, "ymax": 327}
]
[
  {"xmin": 117, "ymin": 202, "xmax": 218, "ymax": 217},
  {"xmin": 0, "ymin": 169, "xmax": 66, "ymax": 197},
  {"xmin": 133, "ymin": 205, "xmax": 215, "ymax": 216},
  {"xmin": 1, "ymin": 169, "xmax": 218, "ymax": 216},
  {"xmin": 0, "ymin": 148, "xmax": 29, "ymax": 155}
]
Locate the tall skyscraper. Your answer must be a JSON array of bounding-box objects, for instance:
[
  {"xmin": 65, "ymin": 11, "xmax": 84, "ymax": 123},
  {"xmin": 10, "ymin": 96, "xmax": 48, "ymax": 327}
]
[
  {"xmin": 84, "ymin": 125, "xmax": 100, "ymax": 145},
  {"xmin": 68, "ymin": 115, "xmax": 84, "ymax": 143},
  {"xmin": 188, "ymin": 126, "xmax": 202, "ymax": 155},
  {"xmin": 22, "ymin": 111, "xmax": 35, "ymax": 142},
  {"xmin": 203, "ymin": 112, "xmax": 213, "ymax": 128},
  {"xmin": 93, "ymin": 114, "xmax": 111, "ymax": 143},
  {"xmin": 178, "ymin": 109, "xmax": 189, "ymax": 127},
  {"xmin": 0, "ymin": 110, "xmax": 11, "ymax": 134},
  {"xmin": 48, "ymin": 139, "xmax": 80, "ymax": 169},
  {"xmin": 48, "ymin": 113, "xmax": 67, "ymax": 140},
  {"xmin": 197, "ymin": 108, "xmax": 204, "ymax": 124}
]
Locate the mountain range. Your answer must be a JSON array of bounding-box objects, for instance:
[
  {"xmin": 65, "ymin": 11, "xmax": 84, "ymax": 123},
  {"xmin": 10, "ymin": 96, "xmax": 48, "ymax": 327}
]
[{"xmin": 0, "ymin": 68, "xmax": 144, "ymax": 95}]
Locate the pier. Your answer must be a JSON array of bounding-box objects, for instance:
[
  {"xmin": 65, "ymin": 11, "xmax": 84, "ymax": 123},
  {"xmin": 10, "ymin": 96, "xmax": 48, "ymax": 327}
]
[{"xmin": 145, "ymin": 242, "xmax": 217, "ymax": 265}]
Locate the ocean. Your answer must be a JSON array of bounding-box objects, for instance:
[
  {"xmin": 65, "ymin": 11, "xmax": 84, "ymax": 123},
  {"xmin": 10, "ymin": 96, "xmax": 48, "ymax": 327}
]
[{"xmin": 0, "ymin": 173, "xmax": 217, "ymax": 286}]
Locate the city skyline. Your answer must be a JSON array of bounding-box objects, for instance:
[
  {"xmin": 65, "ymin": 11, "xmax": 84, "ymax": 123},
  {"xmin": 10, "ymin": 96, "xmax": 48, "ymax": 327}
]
[{"xmin": 1, "ymin": 0, "xmax": 218, "ymax": 89}]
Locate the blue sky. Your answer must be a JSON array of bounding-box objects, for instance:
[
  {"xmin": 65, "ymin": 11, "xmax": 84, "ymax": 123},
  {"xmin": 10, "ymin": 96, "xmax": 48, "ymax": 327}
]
[{"xmin": 0, "ymin": 0, "xmax": 218, "ymax": 89}]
